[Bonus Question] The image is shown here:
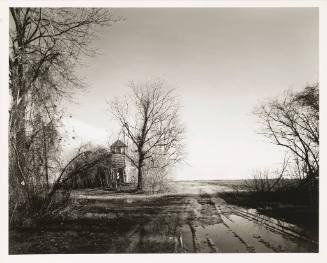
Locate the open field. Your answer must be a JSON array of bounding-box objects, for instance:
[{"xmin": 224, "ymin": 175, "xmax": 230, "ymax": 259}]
[{"xmin": 9, "ymin": 180, "xmax": 318, "ymax": 254}]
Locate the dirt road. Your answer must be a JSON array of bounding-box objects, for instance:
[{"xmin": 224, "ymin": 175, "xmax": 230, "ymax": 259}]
[{"xmin": 9, "ymin": 181, "xmax": 318, "ymax": 253}]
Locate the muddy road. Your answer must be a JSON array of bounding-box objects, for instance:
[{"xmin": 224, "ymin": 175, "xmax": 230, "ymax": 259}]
[{"xmin": 9, "ymin": 181, "xmax": 318, "ymax": 253}]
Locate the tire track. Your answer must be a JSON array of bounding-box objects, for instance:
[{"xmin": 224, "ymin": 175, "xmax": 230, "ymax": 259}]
[
  {"xmin": 215, "ymin": 204, "xmax": 257, "ymax": 252},
  {"xmin": 227, "ymin": 205, "xmax": 317, "ymax": 245},
  {"xmin": 211, "ymin": 196, "xmax": 317, "ymax": 252}
]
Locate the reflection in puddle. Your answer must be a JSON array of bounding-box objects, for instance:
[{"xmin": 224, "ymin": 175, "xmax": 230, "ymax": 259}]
[
  {"xmin": 10, "ymin": 192, "xmax": 318, "ymax": 254},
  {"xmin": 119, "ymin": 195, "xmax": 318, "ymax": 253}
]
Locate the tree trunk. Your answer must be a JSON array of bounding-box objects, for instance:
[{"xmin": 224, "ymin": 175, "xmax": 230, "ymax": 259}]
[
  {"xmin": 42, "ymin": 122, "xmax": 49, "ymax": 191},
  {"xmin": 137, "ymin": 167, "xmax": 143, "ymax": 191},
  {"xmin": 136, "ymin": 149, "xmax": 144, "ymax": 191}
]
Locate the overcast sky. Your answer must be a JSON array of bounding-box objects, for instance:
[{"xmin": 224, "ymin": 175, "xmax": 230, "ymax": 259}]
[{"xmin": 62, "ymin": 8, "xmax": 318, "ymax": 180}]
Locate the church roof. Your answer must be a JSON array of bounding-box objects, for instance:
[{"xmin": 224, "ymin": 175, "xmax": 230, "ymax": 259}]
[{"xmin": 111, "ymin": 139, "xmax": 127, "ymax": 148}]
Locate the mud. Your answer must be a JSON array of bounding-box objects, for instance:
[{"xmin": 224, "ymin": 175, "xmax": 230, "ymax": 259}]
[{"xmin": 9, "ymin": 181, "xmax": 318, "ymax": 254}]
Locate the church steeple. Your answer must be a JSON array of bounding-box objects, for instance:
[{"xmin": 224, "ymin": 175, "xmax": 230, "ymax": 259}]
[{"xmin": 110, "ymin": 139, "xmax": 127, "ymax": 154}]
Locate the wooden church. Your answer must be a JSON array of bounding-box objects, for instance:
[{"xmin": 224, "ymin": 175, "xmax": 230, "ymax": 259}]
[
  {"xmin": 109, "ymin": 139, "xmax": 128, "ymax": 185},
  {"xmin": 65, "ymin": 139, "xmax": 130, "ymax": 189}
]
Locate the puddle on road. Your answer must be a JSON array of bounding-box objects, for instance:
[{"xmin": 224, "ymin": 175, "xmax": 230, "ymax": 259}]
[
  {"xmin": 227, "ymin": 213, "xmax": 316, "ymax": 252},
  {"xmin": 78, "ymin": 196, "xmax": 318, "ymax": 253},
  {"xmin": 178, "ymin": 214, "xmax": 317, "ymax": 253},
  {"xmin": 10, "ymin": 191, "xmax": 318, "ymax": 254},
  {"xmin": 180, "ymin": 223, "xmax": 249, "ymax": 253},
  {"xmin": 177, "ymin": 196, "xmax": 317, "ymax": 253},
  {"xmin": 178, "ymin": 205, "xmax": 317, "ymax": 253}
]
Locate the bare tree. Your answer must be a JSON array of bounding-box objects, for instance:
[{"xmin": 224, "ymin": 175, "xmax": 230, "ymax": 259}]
[
  {"xmin": 254, "ymin": 84, "xmax": 319, "ymax": 187},
  {"xmin": 9, "ymin": 8, "xmax": 116, "ymax": 218},
  {"xmin": 143, "ymin": 150, "xmax": 173, "ymax": 193},
  {"xmin": 111, "ymin": 81, "xmax": 185, "ymax": 191},
  {"xmin": 243, "ymin": 156, "xmax": 290, "ymax": 193}
]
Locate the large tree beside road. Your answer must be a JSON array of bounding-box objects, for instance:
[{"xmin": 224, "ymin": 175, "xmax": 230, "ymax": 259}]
[
  {"xmin": 9, "ymin": 8, "xmax": 115, "ymax": 218},
  {"xmin": 111, "ymin": 81, "xmax": 185, "ymax": 191}
]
